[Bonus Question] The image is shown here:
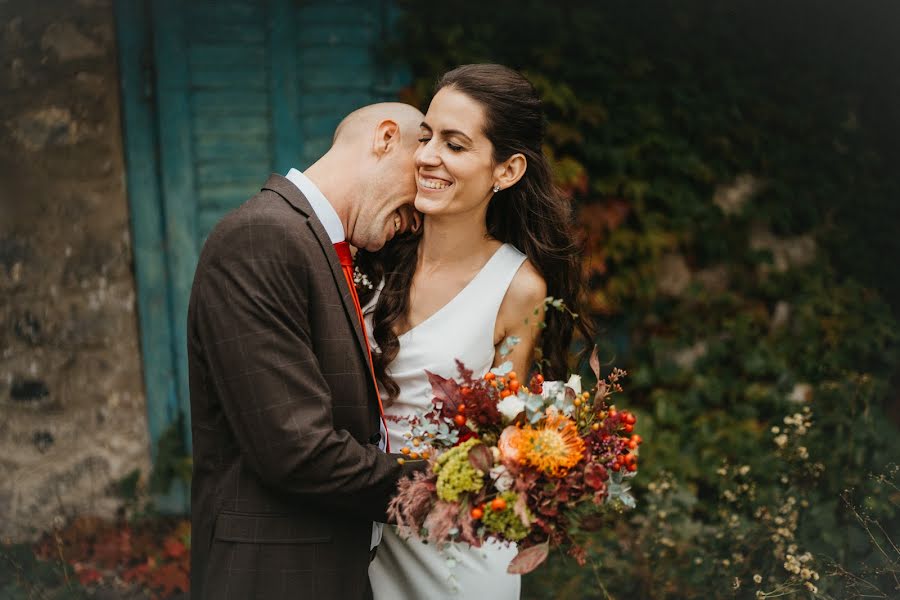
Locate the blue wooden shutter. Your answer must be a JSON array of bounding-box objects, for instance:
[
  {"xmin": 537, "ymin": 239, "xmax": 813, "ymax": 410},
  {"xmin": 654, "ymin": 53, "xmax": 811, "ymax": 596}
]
[{"xmin": 116, "ymin": 0, "xmax": 407, "ymax": 509}]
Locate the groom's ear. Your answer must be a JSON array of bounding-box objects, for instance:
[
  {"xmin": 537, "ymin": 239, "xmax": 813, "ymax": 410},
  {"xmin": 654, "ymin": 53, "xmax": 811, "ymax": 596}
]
[
  {"xmin": 493, "ymin": 153, "xmax": 527, "ymax": 190},
  {"xmin": 373, "ymin": 119, "xmax": 400, "ymax": 157}
]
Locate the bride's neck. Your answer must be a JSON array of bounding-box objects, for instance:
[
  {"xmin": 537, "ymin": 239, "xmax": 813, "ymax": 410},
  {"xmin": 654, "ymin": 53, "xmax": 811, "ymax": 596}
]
[{"xmin": 418, "ymin": 212, "xmax": 493, "ymax": 271}]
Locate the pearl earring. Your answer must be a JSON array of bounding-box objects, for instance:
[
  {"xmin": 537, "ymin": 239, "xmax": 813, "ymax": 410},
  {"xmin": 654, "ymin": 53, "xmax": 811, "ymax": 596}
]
[{"xmin": 492, "ymin": 184, "xmax": 500, "ymax": 193}]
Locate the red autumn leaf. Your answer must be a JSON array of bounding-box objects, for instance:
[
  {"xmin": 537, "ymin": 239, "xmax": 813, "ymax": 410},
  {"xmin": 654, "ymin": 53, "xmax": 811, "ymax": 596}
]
[
  {"xmin": 76, "ymin": 565, "xmax": 103, "ymax": 586},
  {"xmin": 163, "ymin": 536, "xmax": 187, "ymax": 559},
  {"xmin": 507, "ymin": 541, "xmax": 549, "ymax": 574},
  {"xmin": 123, "ymin": 560, "xmax": 152, "ymax": 584},
  {"xmin": 425, "ymin": 370, "xmax": 462, "ymax": 413},
  {"xmin": 584, "ymin": 463, "xmax": 609, "ymax": 490},
  {"xmin": 149, "ymin": 562, "xmax": 190, "ymax": 595}
]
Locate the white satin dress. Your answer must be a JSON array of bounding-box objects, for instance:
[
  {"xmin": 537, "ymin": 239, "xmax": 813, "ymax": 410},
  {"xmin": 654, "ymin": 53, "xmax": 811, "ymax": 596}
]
[{"xmin": 366, "ymin": 243, "xmax": 527, "ymax": 600}]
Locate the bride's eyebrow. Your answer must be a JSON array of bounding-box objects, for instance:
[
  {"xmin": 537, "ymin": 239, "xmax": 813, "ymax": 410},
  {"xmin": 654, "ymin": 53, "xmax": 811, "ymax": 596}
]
[{"xmin": 420, "ymin": 121, "xmax": 473, "ymax": 144}]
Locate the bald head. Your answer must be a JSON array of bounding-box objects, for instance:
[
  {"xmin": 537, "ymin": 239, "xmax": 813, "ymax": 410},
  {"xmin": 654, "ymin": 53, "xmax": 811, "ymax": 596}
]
[{"xmin": 332, "ymin": 102, "xmax": 423, "ymax": 148}]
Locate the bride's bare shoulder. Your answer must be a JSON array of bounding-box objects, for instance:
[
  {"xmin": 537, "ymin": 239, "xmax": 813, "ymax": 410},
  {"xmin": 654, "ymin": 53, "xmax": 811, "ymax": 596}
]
[{"xmin": 500, "ymin": 258, "xmax": 547, "ymax": 320}]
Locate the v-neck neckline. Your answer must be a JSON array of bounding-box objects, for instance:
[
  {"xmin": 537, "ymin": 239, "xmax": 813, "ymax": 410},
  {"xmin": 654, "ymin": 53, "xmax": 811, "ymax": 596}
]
[{"xmin": 397, "ymin": 244, "xmax": 507, "ymax": 339}]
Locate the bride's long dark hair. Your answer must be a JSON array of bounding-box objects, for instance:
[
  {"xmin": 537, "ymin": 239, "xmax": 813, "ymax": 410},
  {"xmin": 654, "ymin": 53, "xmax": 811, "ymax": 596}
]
[{"xmin": 358, "ymin": 64, "xmax": 592, "ymax": 404}]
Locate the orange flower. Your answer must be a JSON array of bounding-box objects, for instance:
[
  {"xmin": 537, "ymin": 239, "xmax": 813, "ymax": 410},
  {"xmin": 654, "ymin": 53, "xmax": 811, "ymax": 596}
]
[
  {"xmin": 511, "ymin": 411, "xmax": 585, "ymax": 477},
  {"xmin": 498, "ymin": 425, "xmax": 524, "ymax": 463}
]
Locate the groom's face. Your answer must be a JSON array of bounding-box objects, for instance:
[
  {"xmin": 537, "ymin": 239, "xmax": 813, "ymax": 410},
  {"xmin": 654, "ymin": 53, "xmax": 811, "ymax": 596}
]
[{"xmin": 353, "ymin": 130, "xmax": 420, "ymax": 251}]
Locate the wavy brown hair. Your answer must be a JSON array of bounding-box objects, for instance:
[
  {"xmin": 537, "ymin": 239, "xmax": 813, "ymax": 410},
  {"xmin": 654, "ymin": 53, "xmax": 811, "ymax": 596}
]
[{"xmin": 357, "ymin": 64, "xmax": 592, "ymax": 404}]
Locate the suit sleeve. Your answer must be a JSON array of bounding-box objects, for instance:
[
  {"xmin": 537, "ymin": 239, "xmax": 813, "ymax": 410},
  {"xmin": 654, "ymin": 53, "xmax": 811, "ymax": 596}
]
[{"xmin": 191, "ymin": 217, "xmax": 419, "ymax": 522}]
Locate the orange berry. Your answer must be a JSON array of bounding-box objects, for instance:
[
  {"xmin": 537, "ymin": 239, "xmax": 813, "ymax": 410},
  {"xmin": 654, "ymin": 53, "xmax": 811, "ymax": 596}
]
[
  {"xmin": 484, "ymin": 372, "xmax": 496, "ymax": 381},
  {"xmin": 457, "ymin": 404, "xmax": 466, "ymax": 413},
  {"xmin": 421, "ymin": 452, "xmax": 430, "ymax": 459},
  {"xmin": 453, "ymin": 414, "xmax": 467, "ymax": 426},
  {"xmin": 400, "ymin": 447, "xmax": 411, "ymax": 455},
  {"xmin": 500, "ymin": 389, "xmax": 512, "ymax": 398},
  {"xmin": 627, "ymin": 463, "xmax": 638, "ymax": 472},
  {"xmin": 409, "ymin": 452, "xmax": 420, "ymax": 460},
  {"xmin": 490, "ymin": 497, "xmax": 507, "ymax": 511},
  {"xmin": 491, "ymin": 380, "xmax": 498, "ymax": 388},
  {"xmin": 461, "ymin": 386, "xmax": 472, "ymax": 396},
  {"xmin": 508, "ymin": 381, "xmax": 520, "ymax": 393},
  {"xmin": 534, "ymin": 374, "xmax": 544, "ymax": 384},
  {"xmin": 470, "ymin": 506, "xmax": 484, "ymax": 520},
  {"xmin": 499, "ymin": 377, "xmax": 507, "ymax": 386},
  {"xmin": 591, "ymin": 423, "xmax": 600, "ymax": 431}
]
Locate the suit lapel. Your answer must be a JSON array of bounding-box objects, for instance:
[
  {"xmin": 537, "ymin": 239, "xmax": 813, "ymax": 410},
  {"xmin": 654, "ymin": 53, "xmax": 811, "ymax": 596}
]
[{"xmin": 261, "ymin": 174, "xmax": 371, "ymax": 367}]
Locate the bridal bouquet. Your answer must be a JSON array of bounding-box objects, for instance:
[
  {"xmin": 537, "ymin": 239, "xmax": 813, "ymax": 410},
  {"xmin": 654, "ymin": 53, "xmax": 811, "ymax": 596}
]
[{"xmin": 388, "ymin": 347, "xmax": 640, "ymax": 574}]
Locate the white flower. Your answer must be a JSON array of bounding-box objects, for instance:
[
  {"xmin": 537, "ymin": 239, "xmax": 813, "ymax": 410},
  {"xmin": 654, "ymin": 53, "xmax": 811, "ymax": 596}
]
[
  {"xmin": 541, "ymin": 380, "xmax": 565, "ymax": 400},
  {"xmin": 565, "ymin": 374, "xmax": 582, "ymax": 395},
  {"xmin": 497, "ymin": 393, "xmax": 526, "ymax": 423},
  {"xmin": 490, "ymin": 464, "xmax": 514, "ymax": 492}
]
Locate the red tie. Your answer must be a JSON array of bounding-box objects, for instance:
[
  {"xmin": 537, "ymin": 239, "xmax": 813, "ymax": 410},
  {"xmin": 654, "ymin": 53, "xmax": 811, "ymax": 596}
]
[{"xmin": 333, "ymin": 241, "xmax": 390, "ymax": 451}]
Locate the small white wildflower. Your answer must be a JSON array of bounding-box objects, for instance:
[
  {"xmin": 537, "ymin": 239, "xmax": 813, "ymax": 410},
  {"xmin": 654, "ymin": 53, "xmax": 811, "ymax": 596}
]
[
  {"xmin": 733, "ymin": 577, "xmax": 741, "ymax": 590},
  {"xmin": 800, "ymin": 568, "xmax": 811, "ymax": 580},
  {"xmin": 804, "ymin": 582, "xmax": 817, "ymax": 593},
  {"xmin": 739, "ymin": 465, "xmax": 751, "ymax": 476},
  {"xmin": 753, "ymin": 574, "xmax": 762, "ymax": 584},
  {"xmin": 774, "ymin": 433, "xmax": 788, "ymax": 448}
]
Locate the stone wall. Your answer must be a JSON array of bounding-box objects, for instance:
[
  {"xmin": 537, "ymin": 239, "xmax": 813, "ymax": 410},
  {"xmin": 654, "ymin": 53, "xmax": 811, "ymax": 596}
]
[{"xmin": 0, "ymin": 0, "xmax": 150, "ymax": 540}]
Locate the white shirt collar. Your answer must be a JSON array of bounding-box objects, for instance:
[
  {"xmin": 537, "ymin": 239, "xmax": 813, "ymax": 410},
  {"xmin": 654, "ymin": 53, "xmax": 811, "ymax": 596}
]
[{"xmin": 285, "ymin": 168, "xmax": 345, "ymax": 243}]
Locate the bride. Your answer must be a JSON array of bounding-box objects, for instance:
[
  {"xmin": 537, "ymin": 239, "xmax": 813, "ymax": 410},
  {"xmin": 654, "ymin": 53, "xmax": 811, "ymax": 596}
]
[{"xmin": 359, "ymin": 64, "xmax": 591, "ymax": 599}]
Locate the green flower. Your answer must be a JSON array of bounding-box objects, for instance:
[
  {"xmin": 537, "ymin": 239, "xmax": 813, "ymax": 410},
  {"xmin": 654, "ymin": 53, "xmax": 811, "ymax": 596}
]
[
  {"xmin": 433, "ymin": 438, "xmax": 485, "ymax": 502},
  {"xmin": 482, "ymin": 492, "xmax": 532, "ymax": 541}
]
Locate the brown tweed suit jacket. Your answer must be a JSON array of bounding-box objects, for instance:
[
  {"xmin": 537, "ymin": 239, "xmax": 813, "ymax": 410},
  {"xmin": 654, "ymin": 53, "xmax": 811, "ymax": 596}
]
[{"xmin": 187, "ymin": 174, "xmax": 419, "ymax": 599}]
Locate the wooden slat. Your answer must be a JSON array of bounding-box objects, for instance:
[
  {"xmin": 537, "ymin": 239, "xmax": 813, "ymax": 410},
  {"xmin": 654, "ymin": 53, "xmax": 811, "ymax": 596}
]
[
  {"xmin": 298, "ymin": 63, "xmax": 377, "ymax": 90},
  {"xmin": 295, "ymin": 91, "xmax": 373, "ymax": 113},
  {"xmin": 190, "ymin": 44, "xmax": 266, "ymax": 67},
  {"xmin": 191, "ymin": 90, "xmax": 270, "ymax": 113},
  {"xmin": 152, "ymin": 0, "xmax": 197, "ymax": 454},
  {"xmin": 113, "ymin": 0, "xmax": 178, "ymax": 467},
  {"xmin": 296, "ymin": 3, "xmax": 377, "ymax": 26},
  {"xmin": 193, "ymin": 135, "xmax": 269, "ymax": 161},
  {"xmin": 195, "ymin": 160, "xmax": 270, "ymax": 185},
  {"xmin": 298, "ymin": 46, "xmax": 375, "ymax": 67},
  {"xmin": 297, "ymin": 24, "xmax": 376, "ymax": 47},
  {"xmin": 193, "ymin": 113, "xmax": 270, "ymax": 133},
  {"xmin": 268, "ymin": 0, "xmax": 302, "ymax": 174},
  {"xmin": 190, "ymin": 66, "xmax": 267, "ymax": 90},
  {"xmin": 197, "ymin": 185, "xmax": 257, "ymax": 212},
  {"xmin": 185, "ymin": 1, "xmax": 264, "ymax": 23},
  {"xmin": 191, "ymin": 23, "xmax": 266, "ymax": 44}
]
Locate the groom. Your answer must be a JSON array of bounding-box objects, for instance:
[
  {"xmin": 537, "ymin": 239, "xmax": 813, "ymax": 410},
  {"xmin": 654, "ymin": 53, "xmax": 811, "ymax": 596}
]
[{"xmin": 187, "ymin": 102, "xmax": 425, "ymax": 599}]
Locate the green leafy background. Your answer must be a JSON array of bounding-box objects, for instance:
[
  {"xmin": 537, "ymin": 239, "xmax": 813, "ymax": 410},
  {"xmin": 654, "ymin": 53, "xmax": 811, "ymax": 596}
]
[{"xmin": 395, "ymin": 1, "xmax": 900, "ymax": 597}]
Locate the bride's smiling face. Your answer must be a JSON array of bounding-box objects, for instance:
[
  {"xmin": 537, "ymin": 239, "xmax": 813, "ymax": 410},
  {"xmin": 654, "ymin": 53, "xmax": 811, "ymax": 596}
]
[{"xmin": 414, "ymin": 87, "xmax": 497, "ymax": 217}]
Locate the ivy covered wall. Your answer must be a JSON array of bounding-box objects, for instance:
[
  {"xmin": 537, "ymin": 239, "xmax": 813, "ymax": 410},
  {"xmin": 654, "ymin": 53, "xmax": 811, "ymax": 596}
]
[{"xmin": 396, "ymin": 1, "xmax": 900, "ymax": 597}]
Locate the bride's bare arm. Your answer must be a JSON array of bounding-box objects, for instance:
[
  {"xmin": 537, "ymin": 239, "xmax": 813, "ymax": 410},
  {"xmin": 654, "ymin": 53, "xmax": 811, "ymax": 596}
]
[{"xmin": 493, "ymin": 259, "xmax": 547, "ymax": 377}]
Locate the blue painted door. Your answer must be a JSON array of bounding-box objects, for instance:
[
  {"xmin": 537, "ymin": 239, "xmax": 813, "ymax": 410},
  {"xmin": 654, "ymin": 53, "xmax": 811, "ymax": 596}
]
[{"xmin": 115, "ymin": 0, "xmax": 406, "ymax": 507}]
